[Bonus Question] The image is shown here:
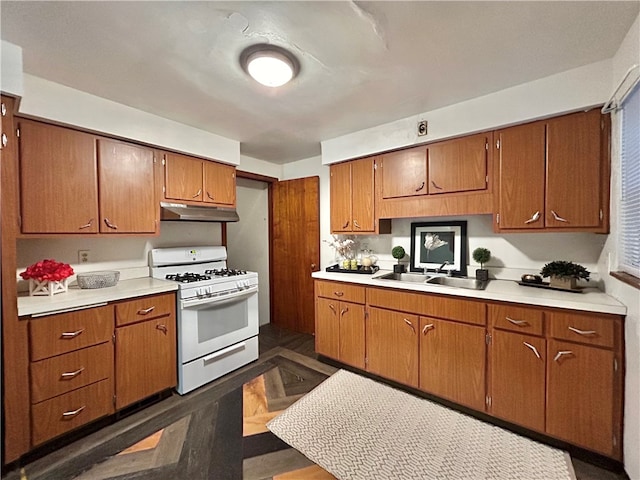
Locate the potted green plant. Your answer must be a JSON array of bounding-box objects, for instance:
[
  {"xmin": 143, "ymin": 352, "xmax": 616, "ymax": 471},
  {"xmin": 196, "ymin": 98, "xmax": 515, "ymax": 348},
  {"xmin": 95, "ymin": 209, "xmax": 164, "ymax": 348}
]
[
  {"xmin": 540, "ymin": 260, "xmax": 590, "ymax": 290},
  {"xmin": 472, "ymin": 247, "xmax": 491, "ymax": 281},
  {"xmin": 391, "ymin": 246, "xmax": 406, "ymax": 273}
]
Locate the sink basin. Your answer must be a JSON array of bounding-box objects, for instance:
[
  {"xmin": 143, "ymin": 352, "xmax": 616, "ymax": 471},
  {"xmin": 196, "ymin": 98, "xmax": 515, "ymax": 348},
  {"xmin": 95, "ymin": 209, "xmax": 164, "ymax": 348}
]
[
  {"xmin": 377, "ymin": 272, "xmax": 432, "ymax": 283},
  {"xmin": 425, "ymin": 276, "xmax": 488, "ymax": 290}
]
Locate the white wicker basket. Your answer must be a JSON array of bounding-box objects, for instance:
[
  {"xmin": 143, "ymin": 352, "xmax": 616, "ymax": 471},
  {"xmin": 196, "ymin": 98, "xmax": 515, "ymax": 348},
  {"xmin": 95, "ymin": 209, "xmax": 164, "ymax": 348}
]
[{"xmin": 76, "ymin": 271, "xmax": 120, "ymax": 289}]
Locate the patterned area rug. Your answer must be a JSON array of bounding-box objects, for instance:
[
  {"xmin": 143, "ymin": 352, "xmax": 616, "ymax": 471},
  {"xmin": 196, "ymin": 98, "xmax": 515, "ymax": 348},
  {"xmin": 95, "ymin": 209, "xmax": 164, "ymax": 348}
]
[{"xmin": 268, "ymin": 370, "xmax": 577, "ymax": 480}]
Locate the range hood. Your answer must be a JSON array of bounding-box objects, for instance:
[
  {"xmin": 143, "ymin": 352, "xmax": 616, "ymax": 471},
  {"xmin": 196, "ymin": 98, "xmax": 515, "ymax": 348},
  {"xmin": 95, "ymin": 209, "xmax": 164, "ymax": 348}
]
[{"xmin": 160, "ymin": 202, "xmax": 239, "ymax": 223}]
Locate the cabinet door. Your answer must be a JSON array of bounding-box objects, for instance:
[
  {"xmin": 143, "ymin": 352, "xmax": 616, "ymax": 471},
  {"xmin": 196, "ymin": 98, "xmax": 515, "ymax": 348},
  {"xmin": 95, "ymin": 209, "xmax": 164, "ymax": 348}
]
[
  {"xmin": 98, "ymin": 139, "xmax": 157, "ymax": 233},
  {"xmin": 115, "ymin": 318, "xmax": 177, "ymax": 409},
  {"xmin": 419, "ymin": 317, "xmax": 485, "ymax": 410},
  {"xmin": 427, "ymin": 133, "xmax": 488, "ymax": 194},
  {"xmin": 350, "ymin": 157, "xmax": 375, "ymax": 232},
  {"xmin": 490, "ymin": 330, "xmax": 545, "ymax": 432},
  {"xmin": 315, "ymin": 297, "xmax": 340, "ymax": 360},
  {"xmin": 329, "ymin": 161, "xmax": 352, "ymax": 232},
  {"xmin": 339, "ymin": 302, "xmax": 365, "ymax": 369},
  {"xmin": 380, "ymin": 147, "xmax": 427, "ymax": 199},
  {"xmin": 203, "ymin": 161, "xmax": 236, "ymax": 206},
  {"xmin": 546, "ymin": 110, "xmax": 602, "ymax": 228},
  {"xmin": 19, "ymin": 120, "xmax": 99, "ymax": 233},
  {"xmin": 366, "ymin": 307, "xmax": 419, "ymax": 387},
  {"xmin": 164, "ymin": 153, "xmax": 203, "ymax": 202},
  {"xmin": 495, "ymin": 121, "xmax": 546, "ymax": 229},
  {"xmin": 547, "ymin": 339, "xmax": 615, "ymax": 456}
]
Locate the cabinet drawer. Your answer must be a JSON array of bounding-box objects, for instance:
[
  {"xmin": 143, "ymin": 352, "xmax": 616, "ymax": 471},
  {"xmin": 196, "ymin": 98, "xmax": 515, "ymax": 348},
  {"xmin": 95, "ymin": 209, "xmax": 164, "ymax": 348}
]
[
  {"xmin": 548, "ymin": 311, "xmax": 616, "ymax": 348},
  {"xmin": 31, "ymin": 342, "xmax": 113, "ymax": 404},
  {"xmin": 315, "ymin": 281, "xmax": 365, "ymax": 304},
  {"xmin": 115, "ymin": 292, "xmax": 175, "ymax": 327},
  {"xmin": 489, "ymin": 304, "xmax": 544, "ymax": 336},
  {"xmin": 30, "ymin": 305, "xmax": 114, "ymax": 361},
  {"xmin": 31, "ymin": 378, "xmax": 114, "ymax": 446}
]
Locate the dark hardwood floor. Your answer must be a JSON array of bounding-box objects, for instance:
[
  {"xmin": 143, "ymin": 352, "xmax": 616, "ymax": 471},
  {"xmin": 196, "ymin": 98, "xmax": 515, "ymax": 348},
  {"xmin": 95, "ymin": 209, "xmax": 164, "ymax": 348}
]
[{"xmin": 2, "ymin": 324, "xmax": 629, "ymax": 480}]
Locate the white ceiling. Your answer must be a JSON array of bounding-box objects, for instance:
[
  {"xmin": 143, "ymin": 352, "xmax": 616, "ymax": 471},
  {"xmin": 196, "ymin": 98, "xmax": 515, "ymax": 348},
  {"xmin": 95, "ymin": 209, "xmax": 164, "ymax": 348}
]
[{"xmin": 1, "ymin": 1, "xmax": 638, "ymax": 164}]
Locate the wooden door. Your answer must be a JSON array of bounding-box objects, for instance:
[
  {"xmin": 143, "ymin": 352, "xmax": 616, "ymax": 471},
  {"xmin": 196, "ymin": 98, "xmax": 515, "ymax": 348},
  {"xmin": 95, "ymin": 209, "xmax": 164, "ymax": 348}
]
[
  {"xmin": 419, "ymin": 317, "xmax": 486, "ymax": 410},
  {"xmin": 339, "ymin": 301, "xmax": 365, "ymax": 369},
  {"xmin": 98, "ymin": 139, "xmax": 156, "ymax": 233},
  {"xmin": 271, "ymin": 177, "xmax": 320, "ymax": 334},
  {"xmin": 315, "ymin": 297, "xmax": 340, "ymax": 360},
  {"xmin": 350, "ymin": 157, "xmax": 375, "ymax": 232},
  {"xmin": 115, "ymin": 318, "xmax": 177, "ymax": 409},
  {"xmin": 19, "ymin": 120, "xmax": 99, "ymax": 233},
  {"xmin": 490, "ymin": 330, "xmax": 545, "ymax": 431},
  {"xmin": 546, "ymin": 110, "xmax": 602, "ymax": 228},
  {"xmin": 495, "ymin": 121, "xmax": 546, "ymax": 229},
  {"xmin": 427, "ymin": 133, "xmax": 488, "ymax": 194},
  {"xmin": 164, "ymin": 152, "xmax": 203, "ymax": 202},
  {"xmin": 546, "ymin": 339, "xmax": 615, "ymax": 456},
  {"xmin": 379, "ymin": 146, "xmax": 427, "ymax": 199},
  {"xmin": 366, "ymin": 307, "xmax": 419, "ymax": 387},
  {"xmin": 203, "ymin": 161, "xmax": 236, "ymax": 206},
  {"xmin": 329, "ymin": 161, "xmax": 352, "ymax": 232}
]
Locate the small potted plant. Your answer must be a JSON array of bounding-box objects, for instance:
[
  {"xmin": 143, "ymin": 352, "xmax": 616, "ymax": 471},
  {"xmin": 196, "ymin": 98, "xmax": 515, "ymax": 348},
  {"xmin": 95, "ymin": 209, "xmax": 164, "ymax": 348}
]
[
  {"xmin": 540, "ymin": 260, "xmax": 590, "ymax": 290},
  {"xmin": 472, "ymin": 247, "xmax": 491, "ymax": 281},
  {"xmin": 391, "ymin": 246, "xmax": 406, "ymax": 273}
]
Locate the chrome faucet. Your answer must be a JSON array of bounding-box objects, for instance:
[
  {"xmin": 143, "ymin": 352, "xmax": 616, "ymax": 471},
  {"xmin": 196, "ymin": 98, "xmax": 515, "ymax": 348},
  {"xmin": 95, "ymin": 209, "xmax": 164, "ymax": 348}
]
[{"xmin": 437, "ymin": 260, "xmax": 451, "ymax": 275}]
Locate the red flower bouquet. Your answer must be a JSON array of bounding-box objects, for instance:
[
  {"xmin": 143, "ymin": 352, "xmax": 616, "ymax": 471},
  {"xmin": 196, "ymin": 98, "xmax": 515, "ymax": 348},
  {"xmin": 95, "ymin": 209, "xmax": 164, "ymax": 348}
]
[{"xmin": 21, "ymin": 259, "xmax": 74, "ymax": 296}]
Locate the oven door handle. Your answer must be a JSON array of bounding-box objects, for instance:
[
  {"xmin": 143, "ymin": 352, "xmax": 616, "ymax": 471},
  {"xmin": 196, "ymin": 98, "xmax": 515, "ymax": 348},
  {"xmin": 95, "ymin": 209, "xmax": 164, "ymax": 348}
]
[{"xmin": 181, "ymin": 286, "xmax": 258, "ymax": 309}]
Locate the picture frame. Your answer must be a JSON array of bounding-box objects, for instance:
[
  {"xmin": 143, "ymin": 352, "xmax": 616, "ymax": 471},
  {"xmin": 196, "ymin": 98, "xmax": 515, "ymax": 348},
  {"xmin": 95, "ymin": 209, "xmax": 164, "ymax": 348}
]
[{"xmin": 410, "ymin": 221, "xmax": 468, "ymax": 276}]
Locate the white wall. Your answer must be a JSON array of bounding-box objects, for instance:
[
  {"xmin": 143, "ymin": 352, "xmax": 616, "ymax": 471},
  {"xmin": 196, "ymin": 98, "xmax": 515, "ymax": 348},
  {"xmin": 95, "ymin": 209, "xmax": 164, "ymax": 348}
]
[
  {"xmin": 238, "ymin": 154, "xmax": 282, "ymax": 179},
  {"xmin": 597, "ymin": 13, "xmax": 640, "ymax": 480},
  {"xmin": 226, "ymin": 178, "xmax": 270, "ymax": 326},
  {"xmin": 19, "ymin": 74, "xmax": 240, "ymax": 165},
  {"xmin": 0, "ymin": 40, "xmax": 24, "ymax": 96},
  {"xmin": 321, "ymin": 60, "xmax": 612, "ymax": 164}
]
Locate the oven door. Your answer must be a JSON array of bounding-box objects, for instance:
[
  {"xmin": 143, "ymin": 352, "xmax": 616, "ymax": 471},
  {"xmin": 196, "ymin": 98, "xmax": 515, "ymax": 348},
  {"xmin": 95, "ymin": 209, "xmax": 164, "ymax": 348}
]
[{"xmin": 179, "ymin": 287, "xmax": 259, "ymax": 363}]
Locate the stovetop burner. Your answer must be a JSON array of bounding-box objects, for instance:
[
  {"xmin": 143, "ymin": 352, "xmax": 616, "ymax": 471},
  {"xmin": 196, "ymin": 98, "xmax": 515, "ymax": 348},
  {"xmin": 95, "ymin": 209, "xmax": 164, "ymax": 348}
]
[
  {"xmin": 165, "ymin": 273, "xmax": 212, "ymax": 283},
  {"xmin": 204, "ymin": 268, "xmax": 248, "ymax": 277}
]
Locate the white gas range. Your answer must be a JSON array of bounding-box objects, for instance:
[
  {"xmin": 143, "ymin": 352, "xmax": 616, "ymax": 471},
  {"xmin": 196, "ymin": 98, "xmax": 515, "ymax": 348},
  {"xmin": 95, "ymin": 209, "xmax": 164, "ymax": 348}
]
[{"xmin": 149, "ymin": 246, "xmax": 259, "ymax": 394}]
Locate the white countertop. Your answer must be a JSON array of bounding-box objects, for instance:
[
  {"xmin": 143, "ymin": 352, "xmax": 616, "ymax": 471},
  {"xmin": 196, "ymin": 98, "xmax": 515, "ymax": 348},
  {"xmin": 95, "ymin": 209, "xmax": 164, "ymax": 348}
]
[
  {"xmin": 312, "ymin": 270, "xmax": 627, "ymax": 316},
  {"xmin": 18, "ymin": 277, "xmax": 178, "ymax": 317}
]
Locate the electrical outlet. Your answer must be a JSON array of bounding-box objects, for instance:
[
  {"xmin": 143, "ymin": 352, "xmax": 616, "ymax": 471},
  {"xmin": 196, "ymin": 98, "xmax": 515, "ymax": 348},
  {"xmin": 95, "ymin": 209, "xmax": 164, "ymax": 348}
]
[
  {"xmin": 78, "ymin": 250, "xmax": 90, "ymax": 263},
  {"xmin": 417, "ymin": 120, "xmax": 428, "ymax": 136}
]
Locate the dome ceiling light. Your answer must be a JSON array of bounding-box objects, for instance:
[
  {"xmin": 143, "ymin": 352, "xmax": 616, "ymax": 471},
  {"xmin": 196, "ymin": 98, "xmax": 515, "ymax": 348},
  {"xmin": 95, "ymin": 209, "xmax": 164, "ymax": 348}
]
[{"xmin": 240, "ymin": 44, "xmax": 300, "ymax": 88}]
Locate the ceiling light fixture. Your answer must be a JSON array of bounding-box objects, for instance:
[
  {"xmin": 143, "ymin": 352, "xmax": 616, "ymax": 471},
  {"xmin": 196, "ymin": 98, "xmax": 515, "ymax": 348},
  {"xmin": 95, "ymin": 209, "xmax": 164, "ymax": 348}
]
[{"xmin": 240, "ymin": 44, "xmax": 300, "ymax": 88}]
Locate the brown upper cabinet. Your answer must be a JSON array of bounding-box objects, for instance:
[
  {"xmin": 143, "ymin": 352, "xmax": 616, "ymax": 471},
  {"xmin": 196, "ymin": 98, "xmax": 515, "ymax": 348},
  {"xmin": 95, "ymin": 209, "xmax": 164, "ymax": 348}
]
[
  {"xmin": 330, "ymin": 156, "xmax": 390, "ymax": 234},
  {"xmin": 379, "ymin": 146, "xmax": 427, "ymax": 199},
  {"xmin": 18, "ymin": 120, "xmax": 158, "ymax": 235},
  {"xmin": 164, "ymin": 152, "xmax": 236, "ymax": 207},
  {"xmin": 494, "ymin": 109, "xmax": 609, "ymax": 232}
]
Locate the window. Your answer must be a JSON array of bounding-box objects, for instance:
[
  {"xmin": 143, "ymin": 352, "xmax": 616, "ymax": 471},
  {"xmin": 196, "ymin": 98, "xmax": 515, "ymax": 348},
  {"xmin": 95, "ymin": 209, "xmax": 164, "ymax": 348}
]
[{"xmin": 619, "ymin": 82, "xmax": 640, "ymax": 279}]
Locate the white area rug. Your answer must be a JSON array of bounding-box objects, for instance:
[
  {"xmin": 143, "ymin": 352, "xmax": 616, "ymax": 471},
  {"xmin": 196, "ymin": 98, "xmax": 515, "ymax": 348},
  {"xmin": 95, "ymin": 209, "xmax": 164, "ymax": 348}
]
[{"xmin": 267, "ymin": 370, "xmax": 576, "ymax": 480}]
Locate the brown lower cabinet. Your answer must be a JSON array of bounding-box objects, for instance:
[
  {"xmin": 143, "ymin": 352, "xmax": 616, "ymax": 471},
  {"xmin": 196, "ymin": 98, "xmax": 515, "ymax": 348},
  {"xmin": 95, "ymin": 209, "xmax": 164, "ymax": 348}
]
[
  {"xmin": 26, "ymin": 292, "xmax": 177, "ymax": 448},
  {"xmin": 314, "ymin": 280, "xmax": 624, "ymax": 460}
]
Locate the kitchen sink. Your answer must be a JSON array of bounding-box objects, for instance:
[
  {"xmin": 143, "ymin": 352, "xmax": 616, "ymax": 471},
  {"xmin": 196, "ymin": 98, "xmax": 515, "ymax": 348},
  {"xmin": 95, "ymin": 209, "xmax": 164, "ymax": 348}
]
[
  {"xmin": 376, "ymin": 272, "xmax": 432, "ymax": 283},
  {"xmin": 425, "ymin": 276, "xmax": 488, "ymax": 290}
]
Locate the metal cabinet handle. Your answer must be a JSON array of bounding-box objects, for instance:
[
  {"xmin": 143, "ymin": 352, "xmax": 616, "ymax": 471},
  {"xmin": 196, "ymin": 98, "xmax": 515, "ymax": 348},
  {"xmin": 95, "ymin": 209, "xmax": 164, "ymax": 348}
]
[
  {"xmin": 353, "ymin": 220, "xmax": 361, "ymax": 229},
  {"xmin": 61, "ymin": 329, "xmax": 84, "ymax": 339},
  {"xmin": 553, "ymin": 350, "xmax": 573, "ymax": 362},
  {"xmin": 568, "ymin": 326, "xmax": 597, "ymax": 336},
  {"xmin": 422, "ymin": 323, "xmax": 434, "ymax": 335},
  {"xmin": 62, "ymin": 405, "xmax": 86, "ymax": 418},
  {"xmin": 137, "ymin": 306, "xmax": 155, "ymax": 315},
  {"xmin": 404, "ymin": 318, "xmax": 416, "ymax": 334},
  {"xmin": 156, "ymin": 324, "xmax": 168, "ymax": 334},
  {"xmin": 79, "ymin": 219, "xmax": 94, "ymax": 230},
  {"xmin": 342, "ymin": 220, "xmax": 349, "ymax": 229},
  {"xmin": 192, "ymin": 189, "xmax": 202, "ymax": 198},
  {"xmin": 551, "ymin": 210, "xmax": 569, "ymax": 223},
  {"xmin": 523, "ymin": 342, "xmax": 541, "ymax": 359},
  {"xmin": 524, "ymin": 211, "xmax": 540, "ymax": 224},
  {"xmin": 311, "ymin": 263, "xmax": 317, "ymax": 271},
  {"xmin": 328, "ymin": 303, "xmax": 336, "ymax": 314},
  {"xmin": 103, "ymin": 218, "xmax": 118, "ymax": 230},
  {"xmin": 1, "ymin": 102, "xmax": 6, "ymax": 116},
  {"xmin": 340, "ymin": 307, "xmax": 349, "ymax": 316},
  {"xmin": 415, "ymin": 181, "xmax": 425, "ymax": 192},
  {"xmin": 506, "ymin": 317, "xmax": 530, "ymax": 327},
  {"xmin": 206, "ymin": 191, "xmax": 214, "ymax": 200},
  {"xmin": 1, "ymin": 133, "xmax": 7, "ymax": 148},
  {"xmin": 333, "ymin": 291, "xmax": 344, "ymax": 297},
  {"xmin": 431, "ymin": 180, "xmax": 443, "ymax": 190},
  {"xmin": 61, "ymin": 367, "xmax": 85, "ymax": 379}
]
